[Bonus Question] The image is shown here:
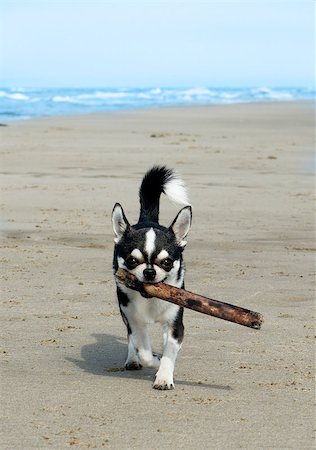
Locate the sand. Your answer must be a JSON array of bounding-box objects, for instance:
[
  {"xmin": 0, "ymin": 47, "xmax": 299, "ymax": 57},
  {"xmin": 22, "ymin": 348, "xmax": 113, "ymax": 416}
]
[{"xmin": 1, "ymin": 101, "xmax": 315, "ymax": 449}]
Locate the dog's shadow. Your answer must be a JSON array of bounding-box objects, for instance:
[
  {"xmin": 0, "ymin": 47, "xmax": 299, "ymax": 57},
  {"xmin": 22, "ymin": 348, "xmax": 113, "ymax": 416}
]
[
  {"xmin": 67, "ymin": 333, "xmax": 152, "ymax": 383},
  {"xmin": 67, "ymin": 333, "xmax": 232, "ymax": 390}
]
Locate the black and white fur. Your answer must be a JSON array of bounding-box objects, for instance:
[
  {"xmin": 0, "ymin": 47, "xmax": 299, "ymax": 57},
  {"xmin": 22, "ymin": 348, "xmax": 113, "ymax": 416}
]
[{"xmin": 112, "ymin": 166, "xmax": 192, "ymax": 389}]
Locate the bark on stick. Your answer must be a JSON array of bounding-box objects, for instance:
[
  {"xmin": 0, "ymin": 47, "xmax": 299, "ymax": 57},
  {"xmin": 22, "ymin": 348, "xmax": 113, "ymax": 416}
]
[{"xmin": 115, "ymin": 268, "xmax": 263, "ymax": 330}]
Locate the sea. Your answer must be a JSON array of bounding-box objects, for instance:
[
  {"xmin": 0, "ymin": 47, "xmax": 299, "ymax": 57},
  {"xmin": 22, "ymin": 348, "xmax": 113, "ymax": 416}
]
[{"xmin": 0, "ymin": 86, "xmax": 314, "ymax": 122}]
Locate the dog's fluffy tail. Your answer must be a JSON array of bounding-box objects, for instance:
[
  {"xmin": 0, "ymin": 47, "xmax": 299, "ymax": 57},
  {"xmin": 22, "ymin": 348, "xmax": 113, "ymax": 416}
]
[{"xmin": 138, "ymin": 166, "xmax": 189, "ymax": 223}]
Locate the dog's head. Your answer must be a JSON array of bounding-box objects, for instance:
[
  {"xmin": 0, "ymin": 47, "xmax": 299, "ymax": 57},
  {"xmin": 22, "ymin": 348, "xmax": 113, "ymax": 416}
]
[{"xmin": 112, "ymin": 203, "xmax": 192, "ymax": 284}]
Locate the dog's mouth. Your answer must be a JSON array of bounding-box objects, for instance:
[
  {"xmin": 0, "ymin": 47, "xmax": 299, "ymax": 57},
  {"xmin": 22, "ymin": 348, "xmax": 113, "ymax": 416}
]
[
  {"xmin": 143, "ymin": 277, "xmax": 167, "ymax": 285},
  {"xmin": 133, "ymin": 273, "xmax": 167, "ymax": 285}
]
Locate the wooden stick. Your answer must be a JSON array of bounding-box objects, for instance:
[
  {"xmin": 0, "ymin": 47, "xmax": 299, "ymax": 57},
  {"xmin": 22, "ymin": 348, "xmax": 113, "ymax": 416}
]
[{"xmin": 115, "ymin": 268, "xmax": 263, "ymax": 330}]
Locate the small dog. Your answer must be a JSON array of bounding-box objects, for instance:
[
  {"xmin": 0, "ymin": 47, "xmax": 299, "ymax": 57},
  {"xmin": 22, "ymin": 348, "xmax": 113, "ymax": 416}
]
[{"xmin": 112, "ymin": 166, "xmax": 192, "ymax": 389}]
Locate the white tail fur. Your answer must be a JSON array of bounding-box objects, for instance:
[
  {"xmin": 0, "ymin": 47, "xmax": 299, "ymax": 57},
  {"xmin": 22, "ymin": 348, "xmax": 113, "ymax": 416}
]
[{"xmin": 164, "ymin": 174, "xmax": 190, "ymax": 206}]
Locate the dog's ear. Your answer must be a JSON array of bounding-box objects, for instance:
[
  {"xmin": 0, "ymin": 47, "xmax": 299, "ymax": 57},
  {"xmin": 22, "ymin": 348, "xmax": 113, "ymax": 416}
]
[
  {"xmin": 112, "ymin": 203, "xmax": 130, "ymax": 243},
  {"xmin": 170, "ymin": 205, "xmax": 192, "ymax": 247}
]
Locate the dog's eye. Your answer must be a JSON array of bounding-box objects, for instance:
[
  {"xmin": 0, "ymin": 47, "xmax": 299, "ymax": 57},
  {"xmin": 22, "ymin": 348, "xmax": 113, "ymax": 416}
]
[
  {"xmin": 125, "ymin": 256, "xmax": 139, "ymax": 269},
  {"xmin": 160, "ymin": 258, "xmax": 173, "ymax": 271}
]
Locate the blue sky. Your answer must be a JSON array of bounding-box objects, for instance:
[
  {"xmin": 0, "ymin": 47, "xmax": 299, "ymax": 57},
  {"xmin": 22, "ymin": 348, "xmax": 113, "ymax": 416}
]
[{"xmin": 0, "ymin": 0, "xmax": 314, "ymax": 88}]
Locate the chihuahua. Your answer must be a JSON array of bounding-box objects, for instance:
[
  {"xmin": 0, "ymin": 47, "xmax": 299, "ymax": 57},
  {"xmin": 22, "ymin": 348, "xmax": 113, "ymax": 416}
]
[{"xmin": 112, "ymin": 166, "xmax": 192, "ymax": 389}]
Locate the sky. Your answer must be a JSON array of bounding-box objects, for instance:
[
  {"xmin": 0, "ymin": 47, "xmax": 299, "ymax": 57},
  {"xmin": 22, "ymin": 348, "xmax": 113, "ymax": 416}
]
[{"xmin": 0, "ymin": 0, "xmax": 314, "ymax": 88}]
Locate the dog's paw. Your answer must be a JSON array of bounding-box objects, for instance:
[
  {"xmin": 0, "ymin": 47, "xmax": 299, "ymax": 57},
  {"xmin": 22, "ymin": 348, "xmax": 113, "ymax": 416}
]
[
  {"xmin": 125, "ymin": 361, "xmax": 143, "ymax": 370},
  {"xmin": 153, "ymin": 380, "xmax": 174, "ymax": 390},
  {"xmin": 153, "ymin": 373, "xmax": 174, "ymax": 390}
]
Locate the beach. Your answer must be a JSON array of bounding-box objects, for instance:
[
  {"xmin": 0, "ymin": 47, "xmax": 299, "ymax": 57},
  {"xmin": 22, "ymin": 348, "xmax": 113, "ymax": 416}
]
[{"xmin": 1, "ymin": 101, "xmax": 315, "ymax": 449}]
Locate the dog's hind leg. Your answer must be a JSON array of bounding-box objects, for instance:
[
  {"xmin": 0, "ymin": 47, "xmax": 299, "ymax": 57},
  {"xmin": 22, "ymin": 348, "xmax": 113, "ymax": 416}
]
[
  {"xmin": 125, "ymin": 333, "xmax": 142, "ymax": 370},
  {"xmin": 119, "ymin": 307, "xmax": 142, "ymax": 370},
  {"xmin": 129, "ymin": 323, "xmax": 160, "ymax": 369}
]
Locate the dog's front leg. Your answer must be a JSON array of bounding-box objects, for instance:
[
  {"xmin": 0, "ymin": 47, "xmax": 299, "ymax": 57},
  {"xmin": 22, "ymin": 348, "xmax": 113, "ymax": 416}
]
[{"xmin": 153, "ymin": 325, "xmax": 182, "ymax": 390}]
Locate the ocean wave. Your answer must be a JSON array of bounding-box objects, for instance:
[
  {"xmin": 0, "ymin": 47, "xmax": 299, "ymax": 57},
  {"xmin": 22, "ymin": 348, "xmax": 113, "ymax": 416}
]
[
  {"xmin": 0, "ymin": 91, "xmax": 30, "ymax": 101},
  {"xmin": 52, "ymin": 95, "xmax": 83, "ymax": 103},
  {"xmin": 94, "ymin": 91, "xmax": 129, "ymax": 99},
  {"xmin": 52, "ymin": 91, "xmax": 132, "ymax": 104},
  {"xmin": 250, "ymin": 87, "xmax": 294, "ymax": 101},
  {"xmin": 0, "ymin": 86, "xmax": 313, "ymax": 121},
  {"xmin": 149, "ymin": 88, "xmax": 162, "ymax": 95},
  {"xmin": 180, "ymin": 87, "xmax": 215, "ymax": 97}
]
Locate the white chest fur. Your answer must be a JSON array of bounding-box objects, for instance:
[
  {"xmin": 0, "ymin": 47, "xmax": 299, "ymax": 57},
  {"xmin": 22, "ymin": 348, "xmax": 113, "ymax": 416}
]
[{"xmin": 119, "ymin": 286, "xmax": 180, "ymax": 326}]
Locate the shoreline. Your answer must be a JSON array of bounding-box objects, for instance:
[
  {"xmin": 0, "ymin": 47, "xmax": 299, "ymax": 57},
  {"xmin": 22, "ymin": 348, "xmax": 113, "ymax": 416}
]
[
  {"xmin": 1, "ymin": 101, "xmax": 315, "ymax": 449},
  {"xmin": 1, "ymin": 98, "xmax": 314, "ymax": 125}
]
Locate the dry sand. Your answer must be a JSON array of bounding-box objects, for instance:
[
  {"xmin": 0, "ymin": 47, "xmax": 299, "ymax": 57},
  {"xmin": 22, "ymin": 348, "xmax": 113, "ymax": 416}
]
[{"xmin": 1, "ymin": 102, "xmax": 315, "ymax": 449}]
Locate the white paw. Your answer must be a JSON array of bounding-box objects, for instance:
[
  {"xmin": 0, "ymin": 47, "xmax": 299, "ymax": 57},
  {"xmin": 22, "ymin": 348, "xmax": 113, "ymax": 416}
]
[{"xmin": 153, "ymin": 372, "xmax": 174, "ymax": 390}]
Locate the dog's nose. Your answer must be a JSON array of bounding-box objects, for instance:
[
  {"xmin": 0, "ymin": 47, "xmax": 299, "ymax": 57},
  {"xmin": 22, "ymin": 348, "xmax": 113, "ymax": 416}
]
[{"xmin": 143, "ymin": 267, "xmax": 156, "ymax": 282}]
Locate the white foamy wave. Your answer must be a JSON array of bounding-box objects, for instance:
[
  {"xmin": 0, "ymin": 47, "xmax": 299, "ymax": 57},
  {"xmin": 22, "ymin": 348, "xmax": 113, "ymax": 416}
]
[
  {"xmin": 219, "ymin": 92, "xmax": 241, "ymax": 100},
  {"xmin": 0, "ymin": 91, "xmax": 29, "ymax": 101},
  {"xmin": 149, "ymin": 88, "xmax": 162, "ymax": 95},
  {"xmin": 52, "ymin": 95, "xmax": 83, "ymax": 104},
  {"xmin": 180, "ymin": 87, "xmax": 215, "ymax": 97},
  {"xmin": 251, "ymin": 87, "xmax": 294, "ymax": 101},
  {"xmin": 53, "ymin": 95, "xmax": 73, "ymax": 103},
  {"xmin": 9, "ymin": 93, "xmax": 29, "ymax": 100},
  {"xmin": 85, "ymin": 91, "xmax": 129, "ymax": 100},
  {"xmin": 136, "ymin": 93, "xmax": 151, "ymax": 100},
  {"xmin": 52, "ymin": 91, "xmax": 130, "ymax": 103}
]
